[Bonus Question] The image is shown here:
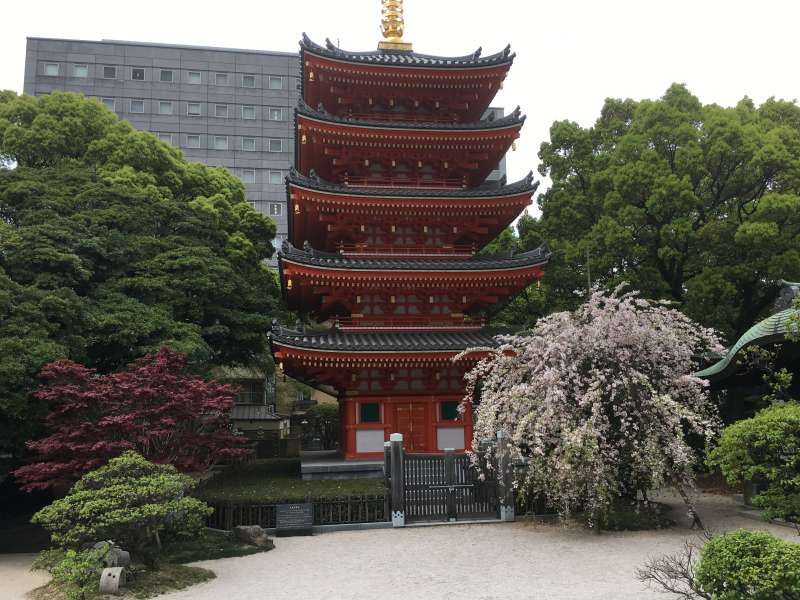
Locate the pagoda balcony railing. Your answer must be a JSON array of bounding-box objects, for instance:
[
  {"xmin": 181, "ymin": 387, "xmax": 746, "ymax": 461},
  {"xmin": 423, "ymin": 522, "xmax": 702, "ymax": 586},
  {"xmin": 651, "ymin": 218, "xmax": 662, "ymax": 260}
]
[
  {"xmin": 342, "ymin": 174, "xmax": 467, "ymax": 189},
  {"xmin": 334, "ymin": 315, "xmax": 486, "ymax": 331},
  {"xmin": 345, "ymin": 111, "xmax": 457, "ymax": 125},
  {"xmin": 337, "ymin": 242, "xmax": 475, "ymax": 257}
]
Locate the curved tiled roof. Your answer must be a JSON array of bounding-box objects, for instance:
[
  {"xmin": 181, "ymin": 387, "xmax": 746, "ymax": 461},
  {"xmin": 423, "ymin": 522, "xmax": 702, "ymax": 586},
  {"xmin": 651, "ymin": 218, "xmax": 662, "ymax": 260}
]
[
  {"xmin": 296, "ymin": 100, "xmax": 525, "ymax": 131},
  {"xmin": 279, "ymin": 240, "xmax": 550, "ymax": 271},
  {"xmin": 695, "ymin": 308, "xmax": 799, "ymax": 381},
  {"xmin": 300, "ymin": 34, "xmax": 516, "ymax": 69},
  {"xmin": 270, "ymin": 323, "xmax": 500, "ymax": 352},
  {"xmin": 286, "ymin": 168, "xmax": 539, "ymax": 199}
]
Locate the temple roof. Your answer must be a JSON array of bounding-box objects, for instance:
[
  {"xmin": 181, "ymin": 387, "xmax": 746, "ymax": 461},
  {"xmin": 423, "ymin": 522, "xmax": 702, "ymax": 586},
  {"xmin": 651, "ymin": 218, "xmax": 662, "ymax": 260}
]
[
  {"xmin": 279, "ymin": 240, "xmax": 550, "ymax": 271},
  {"xmin": 300, "ymin": 34, "xmax": 515, "ymax": 69},
  {"xmin": 695, "ymin": 280, "xmax": 800, "ymax": 382},
  {"xmin": 287, "ymin": 168, "xmax": 539, "ymax": 199},
  {"xmin": 270, "ymin": 323, "xmax": 500, "ymax": 352},
  {"xmin": 296, "ymin": 100, "xmax": 525, "ymax": 131}
]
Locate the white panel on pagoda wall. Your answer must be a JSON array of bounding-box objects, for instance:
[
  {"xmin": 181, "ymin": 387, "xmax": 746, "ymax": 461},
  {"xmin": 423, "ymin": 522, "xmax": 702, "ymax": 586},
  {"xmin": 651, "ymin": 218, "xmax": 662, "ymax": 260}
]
[
  {"xmin": 437, "ymin": 427, "xmax": 466, "ymax": 451},
  {"xmin": 356, "ymin": 430, "xmax": 385, "ymax": 453}
]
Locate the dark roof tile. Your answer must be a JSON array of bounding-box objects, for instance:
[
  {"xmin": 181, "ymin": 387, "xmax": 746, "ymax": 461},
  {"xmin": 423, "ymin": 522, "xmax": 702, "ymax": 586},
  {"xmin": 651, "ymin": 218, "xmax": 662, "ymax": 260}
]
[{"xmin": 300, "ymin": 34, "xmax": 515, "ymax": 69}]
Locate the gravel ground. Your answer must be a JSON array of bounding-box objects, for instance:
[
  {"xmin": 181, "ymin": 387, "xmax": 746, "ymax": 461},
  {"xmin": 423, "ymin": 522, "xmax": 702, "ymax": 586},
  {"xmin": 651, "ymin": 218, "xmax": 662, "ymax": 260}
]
[
  {"xmin": 5, "ymin": 494, "xmax": 795, "ymax": 600},
  {"xmin": 158, "ymin": 493, "xmax": 797, "ymax": 600},
  {"xmin": 0, "ymin": 553, "xmax": 49, "ymax": 600}
]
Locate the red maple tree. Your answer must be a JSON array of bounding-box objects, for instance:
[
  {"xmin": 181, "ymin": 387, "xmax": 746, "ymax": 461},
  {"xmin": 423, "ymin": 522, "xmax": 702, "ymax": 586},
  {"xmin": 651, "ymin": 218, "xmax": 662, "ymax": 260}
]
[{"xmin": 14, "ymin": 348, "xmax": 252, "ymax": 491}]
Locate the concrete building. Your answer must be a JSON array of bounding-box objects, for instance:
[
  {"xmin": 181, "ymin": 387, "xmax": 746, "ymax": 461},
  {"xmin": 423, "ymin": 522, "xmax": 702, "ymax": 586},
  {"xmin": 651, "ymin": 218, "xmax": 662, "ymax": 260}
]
[
  {"xmin": 23, "ymin": 37, "xmax": 506, "ymax": 255},
  {"xmin": 23, "ymin": 37, "xmax": 299, "ymax": 249}
]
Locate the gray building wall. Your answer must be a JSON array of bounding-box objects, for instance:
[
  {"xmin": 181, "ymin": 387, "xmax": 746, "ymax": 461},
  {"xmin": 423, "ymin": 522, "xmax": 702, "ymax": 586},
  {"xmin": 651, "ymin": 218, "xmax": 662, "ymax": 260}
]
[
  {"xmin": 24, "ymin": 37, "xmax": 299, "ymax": 251},
  {"xmin": 23, "ymin": 38, "xmax": 507, "ymax": 256}
]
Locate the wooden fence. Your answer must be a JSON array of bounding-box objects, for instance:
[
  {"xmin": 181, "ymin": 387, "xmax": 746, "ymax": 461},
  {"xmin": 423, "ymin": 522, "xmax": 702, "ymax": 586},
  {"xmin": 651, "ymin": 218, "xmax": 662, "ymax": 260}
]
[{"xmin": 206, "ymin": 494, "xmax": 387, "ymax": 530}]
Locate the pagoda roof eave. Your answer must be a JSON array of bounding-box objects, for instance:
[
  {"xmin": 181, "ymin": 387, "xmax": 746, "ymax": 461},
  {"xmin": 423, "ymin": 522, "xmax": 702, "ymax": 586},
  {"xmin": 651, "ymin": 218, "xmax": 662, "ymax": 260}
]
[
  {"xmin": 286, "ymin": 168, "xmax": 539, "ymax": 200},
  {"xmin": 269, "ymin": 324, "xmax": 501, "ymax": 353},
  {"xmin": 300, "ymin": 33, "xmax": 516, "ymax": 70},
  {"xmin": 279, "ymin": 240, "xmax": 551, "ymax": 272},
  {"xmin": 296, "ymin": 100, "xmax": 525, "ymax": 132}
]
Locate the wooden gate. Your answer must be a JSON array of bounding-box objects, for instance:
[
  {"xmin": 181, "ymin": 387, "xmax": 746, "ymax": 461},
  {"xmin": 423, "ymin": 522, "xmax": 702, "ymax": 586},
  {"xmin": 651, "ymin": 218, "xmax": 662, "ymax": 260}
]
[
  {"xmin": 402, "ymin": 452, "xmax": 497, "ymax": 522},
  {"xmin": 384, "ymin": 432, "xmax": 514, "ymax": 525}
]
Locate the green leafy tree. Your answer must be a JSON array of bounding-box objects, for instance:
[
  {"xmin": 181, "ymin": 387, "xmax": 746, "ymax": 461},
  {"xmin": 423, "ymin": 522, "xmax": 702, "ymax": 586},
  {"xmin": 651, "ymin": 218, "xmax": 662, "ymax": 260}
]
[
  {"xmin": 708, "ymin": 402, "xmax": 800, "ymax": 526},
  {"xmin": 31, "ymin": 451, "xmax": 211, "ymax": 551},
  {"xmin": 517, "ymin": 85, "xmax": 800, "ymax": 340},
  {"xmin": 0, "ymin": 91, "xmax": 283, "ymax": 456}
]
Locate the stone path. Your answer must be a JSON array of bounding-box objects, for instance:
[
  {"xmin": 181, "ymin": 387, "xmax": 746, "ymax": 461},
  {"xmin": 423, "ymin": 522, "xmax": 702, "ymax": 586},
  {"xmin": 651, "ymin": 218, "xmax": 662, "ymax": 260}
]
[{"xmin": 158, "ymin": 493, "xmax": 797, "ymax": 600}]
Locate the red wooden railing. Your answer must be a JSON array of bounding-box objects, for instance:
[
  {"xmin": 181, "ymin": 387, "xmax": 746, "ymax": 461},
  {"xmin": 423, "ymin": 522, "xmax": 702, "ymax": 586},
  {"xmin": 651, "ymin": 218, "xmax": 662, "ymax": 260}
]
[
  {"xmin": 342, "ymin": 174, "xmax": 467, "ymax": 189},
  {"xmin": 345, "ymin": 111, "xmax": 457, "ymax": 124},
  {"xmin": 334, "ymin": 316, "xmax": 485, "ymax": 331},
  {"xmin": 337, "ymin": 243, "xmax": 474, "ymax": 257}
]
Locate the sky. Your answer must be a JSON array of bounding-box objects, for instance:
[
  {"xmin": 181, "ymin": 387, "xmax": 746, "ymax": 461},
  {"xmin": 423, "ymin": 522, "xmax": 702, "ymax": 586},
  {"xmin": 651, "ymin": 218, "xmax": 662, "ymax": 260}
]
[{"xmin": 2, "ymin": 0, "xmax": 799, "ymax": 201}]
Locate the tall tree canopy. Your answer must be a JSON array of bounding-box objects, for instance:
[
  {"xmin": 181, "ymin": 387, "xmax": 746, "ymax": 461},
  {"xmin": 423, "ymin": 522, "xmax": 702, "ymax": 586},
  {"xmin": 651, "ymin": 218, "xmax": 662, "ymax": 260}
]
[
  {"xmin": 510, "ymin": 84, "xmax": 800, "ymax": 340},
  {"xmin": 0, "ymin": 91, "xmax": 281, "ymax": 455}
]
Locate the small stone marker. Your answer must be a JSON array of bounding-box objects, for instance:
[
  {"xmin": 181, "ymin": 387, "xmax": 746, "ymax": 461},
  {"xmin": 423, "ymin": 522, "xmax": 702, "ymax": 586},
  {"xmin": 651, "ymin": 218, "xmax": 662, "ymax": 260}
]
[
  {"xmin": 99, "ymin": 566, "xmax": 127, "ymax": 595},
  {"xmin": 276, "ymin": 502, "xmax": 313, "ymax": 537}
]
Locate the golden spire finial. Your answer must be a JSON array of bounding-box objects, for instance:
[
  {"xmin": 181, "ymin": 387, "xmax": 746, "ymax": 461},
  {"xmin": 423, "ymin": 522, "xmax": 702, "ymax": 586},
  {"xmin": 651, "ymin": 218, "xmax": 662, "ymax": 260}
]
[{"xmin": 379, "ymin": 0, "xmax": 413, "ymax": 51}]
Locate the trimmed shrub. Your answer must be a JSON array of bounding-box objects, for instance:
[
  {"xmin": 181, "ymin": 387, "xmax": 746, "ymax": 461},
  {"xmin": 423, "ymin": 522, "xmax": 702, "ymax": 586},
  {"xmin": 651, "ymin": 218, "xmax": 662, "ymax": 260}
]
[
  {"xmin": 31, "ymin": 547, "xmax": 106, "ymax": 600},
  {"xmin": 708, "ymin": 402, "xmax": 800, "ymax": 524},
  {"xmin": 695, "ymin": 530, "xmax": 800, "ymax": 600},
  {"xmin": 32, "ymin": 451, "xmax": 212, "ymax": 552}
]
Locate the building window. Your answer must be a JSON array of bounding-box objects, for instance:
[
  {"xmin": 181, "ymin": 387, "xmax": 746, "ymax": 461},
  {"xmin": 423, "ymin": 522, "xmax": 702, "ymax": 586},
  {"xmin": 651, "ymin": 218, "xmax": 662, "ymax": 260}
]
[
  {"xmin": 102, "ymin": 66, "xmax": 116, "ymax": 79},
  {"xmin": 242, "ymin": 169, "xmax": 256, "ymax": 184},
  {"xmin": 72, "ymin": 64, "xmax": 89, "ymax": 78},
  {"xmin": 268, "ymin": 139, "xmax": 283, "ymax": 153},
  {"xmin": 131, "ymin": 67, "xmax": 145, "ymax": 81},
  {"xmin": 268, "ymin": 76, "xmax": 283, "ymax": 90},
  {"xmin": 441, "ymin": 401, "xmax": 460, "ymax": 421},
  {"xmin": 159, "ymin": 69, "xmax": 174, "ymax": 83},
  {"xmin": 214, "ymin": 72, "xmax": 228, "ymax": 86},
  {"xmin": 187, "ymin": 102, "xmax": 202, "ymax": 116},
  {"xmin": 43, "ymin": 63, "xmax": 60, "ymax": 76},
  {"xmin": 186, "ymin": 134, "xmax": 201, "ymax": 148},
  {"xmin": 100, "ymin": 97, "xmax": 115, "ymax": 111},
  {"xmin": 359, "ymin": 402, "xmax": 380, "ymax": 423},
  {"xmin": 269, "ymin": 203, "xmax": 282, "ymax": 216},
  {"xmin": 242, "ymin": 137, "xmax": 257, "ymax": 151},
  {"xmin": 269, "ymin": 171, "xmax": 283, "ymax": 185},
  {"xmin": 158, "ymin": 101, "xmax": 174, "ymax": 115},
  {"xmin": 157, "ymin": 133, "xmax": 173, "ymax": 144},
  {"xmin": 213, "ymin": 136, "xmax": 229, "ymax": 150},
  {"xmin": 241, "ymin": 105, "xmax": 256, "ymax": 120},
  {"xmin": 130, "ymin": 99, "xmax": 145, "ymax": 113},
  {"xmin": 241, "ymin": 74, "xmax": 256, "ymax": 88},
  {"xmin": 187, "ymin": 71, "xmax": 202, "ymax": 84},
  {"xmin": 268, "ymin": 107, "xmax": 284, "ymax": 121},
  {"xmin": 215, "ymin": 104, "xmax": 229, "ymax": 118}
]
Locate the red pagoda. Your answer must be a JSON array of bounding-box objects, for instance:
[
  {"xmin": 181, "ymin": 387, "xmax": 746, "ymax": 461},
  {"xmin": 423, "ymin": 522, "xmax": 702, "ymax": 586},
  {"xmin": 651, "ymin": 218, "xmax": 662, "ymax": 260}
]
[{"xmin": 270, "ymin": 1, "xmax": 549, "ymax": 458}]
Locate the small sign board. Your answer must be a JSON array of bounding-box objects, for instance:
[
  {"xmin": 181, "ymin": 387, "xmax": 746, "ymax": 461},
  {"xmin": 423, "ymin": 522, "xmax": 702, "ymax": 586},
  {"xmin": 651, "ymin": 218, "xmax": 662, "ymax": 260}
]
[{"xmin": 276, "ymin": 502, "xmax": 313, "ymax": 537}]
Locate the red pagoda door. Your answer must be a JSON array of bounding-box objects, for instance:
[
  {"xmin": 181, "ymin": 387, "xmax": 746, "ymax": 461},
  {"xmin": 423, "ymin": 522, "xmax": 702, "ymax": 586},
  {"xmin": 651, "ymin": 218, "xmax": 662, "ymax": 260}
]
[{"xmin": 396, "ymin": 402, "xmax": 426, "ymax": 452}]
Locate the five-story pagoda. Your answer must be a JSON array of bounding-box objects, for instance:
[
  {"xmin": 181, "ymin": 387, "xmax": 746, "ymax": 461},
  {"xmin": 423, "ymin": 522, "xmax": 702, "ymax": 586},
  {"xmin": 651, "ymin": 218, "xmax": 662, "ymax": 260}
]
[{"xmin": 271, "ymin": 1, "xmax": 549, "ymax": 458}]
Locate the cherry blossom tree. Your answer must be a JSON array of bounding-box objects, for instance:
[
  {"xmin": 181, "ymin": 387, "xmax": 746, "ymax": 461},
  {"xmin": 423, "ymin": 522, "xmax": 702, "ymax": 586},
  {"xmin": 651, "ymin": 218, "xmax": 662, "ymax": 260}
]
[
  {"xmin": 464, "ymin": 287, "xmax": 723, "ymax": 527},
  {"xmin": 13, "ymin": 348, "xmax": 251, "ymax": 491}
]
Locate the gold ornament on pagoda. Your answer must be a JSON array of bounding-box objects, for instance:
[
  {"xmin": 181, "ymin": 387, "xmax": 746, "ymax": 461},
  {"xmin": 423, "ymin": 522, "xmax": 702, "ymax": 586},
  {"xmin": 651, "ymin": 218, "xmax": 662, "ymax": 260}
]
[{"xmin": 379, "ymin": 0, "xmax": 413, "ymax": 51}]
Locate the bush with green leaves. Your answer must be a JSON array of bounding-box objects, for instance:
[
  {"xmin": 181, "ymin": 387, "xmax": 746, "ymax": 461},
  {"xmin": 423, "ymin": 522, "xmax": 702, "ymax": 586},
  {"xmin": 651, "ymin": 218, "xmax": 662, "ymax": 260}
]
[
  {"xmin": 31, "ymin": 547, "xmax": 106, "ymax": 600},
  {"xmin": 32, "ymin": 451, "xmax": 212, "ymax": 552},
  {"xmin": 695, "ymin": 530, "xmax": 800, "ymax": 599},
  {"xmin": 708, "ymin": 402, "xmax": 800, "ymax": 525}
]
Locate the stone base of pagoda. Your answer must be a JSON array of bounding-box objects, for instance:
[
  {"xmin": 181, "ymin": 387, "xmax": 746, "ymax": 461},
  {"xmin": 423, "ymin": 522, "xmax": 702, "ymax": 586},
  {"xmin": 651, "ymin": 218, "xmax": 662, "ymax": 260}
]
[{"xmin": 339, "ymin": 395, "xmax": 473, "ymax": 459}]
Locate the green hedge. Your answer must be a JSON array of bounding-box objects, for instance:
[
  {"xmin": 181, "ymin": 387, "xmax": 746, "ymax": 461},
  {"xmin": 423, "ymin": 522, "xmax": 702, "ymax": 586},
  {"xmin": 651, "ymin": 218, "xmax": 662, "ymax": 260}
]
[
  {"xmin": 708, "ymin": 402, "xmax": 800, "ymax": 524},
  {"xmin": 696, "ymin": 530, "xmax": 800, "ymax": 600}
]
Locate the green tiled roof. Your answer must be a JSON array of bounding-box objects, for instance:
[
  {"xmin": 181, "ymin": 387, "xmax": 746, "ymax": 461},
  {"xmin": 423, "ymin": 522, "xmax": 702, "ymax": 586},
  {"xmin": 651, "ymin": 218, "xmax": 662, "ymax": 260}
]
[{"xmin": 694, "ymin": 308, "xmax": 798, "ymax": 381}]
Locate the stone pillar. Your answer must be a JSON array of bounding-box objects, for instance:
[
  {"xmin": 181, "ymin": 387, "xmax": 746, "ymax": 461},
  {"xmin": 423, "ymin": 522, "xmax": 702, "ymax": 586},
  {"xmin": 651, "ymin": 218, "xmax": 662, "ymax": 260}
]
[
  {"xmin": 496, "ymin": 430, "xmax": 515, "ymax": 522},
  {"xmin": 383, "ymin": 441, "xmax": 391, "ymax": 520},
  {"xmin": 390, "ymin": 433, "xmax": 405, "ymax": 527}
]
